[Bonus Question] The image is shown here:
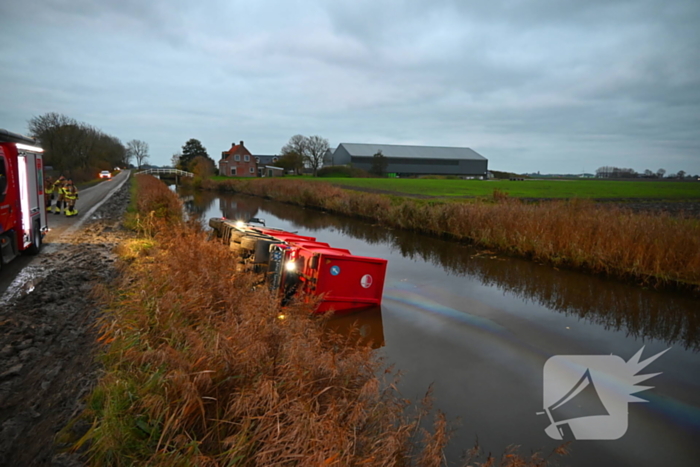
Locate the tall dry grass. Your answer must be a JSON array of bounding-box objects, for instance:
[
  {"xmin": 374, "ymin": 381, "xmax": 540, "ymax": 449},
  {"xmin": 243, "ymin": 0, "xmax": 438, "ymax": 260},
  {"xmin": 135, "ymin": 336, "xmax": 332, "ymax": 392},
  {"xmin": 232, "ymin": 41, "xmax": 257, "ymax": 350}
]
[
  {"xmin": 204, "ymin": 178, "xmax": 700, "ymax": 290},
  {"xmin": 77, "ymin": 174, "xmax": 568, "ymax": 466},
  {"xmin": 125, "ymin": 174, "xmax": 184, "ymax": 236}
]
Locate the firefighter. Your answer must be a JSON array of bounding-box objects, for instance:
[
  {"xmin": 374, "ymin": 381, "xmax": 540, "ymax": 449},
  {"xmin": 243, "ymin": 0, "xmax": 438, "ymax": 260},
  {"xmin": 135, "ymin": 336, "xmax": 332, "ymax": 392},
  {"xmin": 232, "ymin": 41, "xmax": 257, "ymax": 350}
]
[
  {"xmin": 53, "ymin": 176, "xmax": 66, "ymax": 214},
  {"xmin": 44, "ymin": 176, "xmax": 54, "ymax": 211},
  {"xmin": 64, "ymin": 179, "xmax": 79, "ymax": 217}
]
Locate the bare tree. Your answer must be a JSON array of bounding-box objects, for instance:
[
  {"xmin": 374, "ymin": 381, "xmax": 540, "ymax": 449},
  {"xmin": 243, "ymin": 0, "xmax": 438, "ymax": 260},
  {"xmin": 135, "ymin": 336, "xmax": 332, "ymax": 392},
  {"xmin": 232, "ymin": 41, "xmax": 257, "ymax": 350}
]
[
  {"xmin": 171, "ymin": 152, "xmax": 182, "ymax": 168},
  {"xmin": 28, "ymin": 112, "xmax": 125, "ymax": 176},
  {"xmin": 677, "ymin": 170, "xmax": 686, "ymax": 179},
  {"xmin": 127, "ymin": 140, "xmax": 150, "ymax": 169},
  {"xmin": 304, "ymin": 135, "xmax": 329, "ymax": 176},
  {"xmin": 657, "ymin": 168, "xmax": 666, "ymax": 178},
  {"xmin": 280, "ymin": 134, "xmax": 308, "ymax": 175}
]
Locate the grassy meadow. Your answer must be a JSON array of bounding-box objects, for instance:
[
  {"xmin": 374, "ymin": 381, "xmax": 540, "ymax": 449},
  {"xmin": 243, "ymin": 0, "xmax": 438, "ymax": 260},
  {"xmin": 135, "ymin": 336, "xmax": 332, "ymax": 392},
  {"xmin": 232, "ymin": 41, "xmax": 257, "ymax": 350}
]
[
  {"xmin": 78, "ymin": 174, "xmax": 566, "ymax": 466},
  {"xmin": 311, "ymin": 177, "xmax": 700, "ymax": 199}
]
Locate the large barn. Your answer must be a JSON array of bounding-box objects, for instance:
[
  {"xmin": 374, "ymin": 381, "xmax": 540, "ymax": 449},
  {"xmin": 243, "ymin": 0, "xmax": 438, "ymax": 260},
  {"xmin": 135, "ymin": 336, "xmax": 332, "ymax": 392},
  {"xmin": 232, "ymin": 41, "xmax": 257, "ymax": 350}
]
[{"xmin": 330, "ymin": 143, "xmax": 488, "ymax": 178}]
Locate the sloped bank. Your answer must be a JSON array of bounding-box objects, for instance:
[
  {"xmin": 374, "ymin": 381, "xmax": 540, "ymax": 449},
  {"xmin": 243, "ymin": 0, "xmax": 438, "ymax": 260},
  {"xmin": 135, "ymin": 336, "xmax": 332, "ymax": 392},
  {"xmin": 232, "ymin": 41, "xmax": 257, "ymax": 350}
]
[{"xmin": 203, "ymin": 178, "xmax": 700, "ymax": 293}]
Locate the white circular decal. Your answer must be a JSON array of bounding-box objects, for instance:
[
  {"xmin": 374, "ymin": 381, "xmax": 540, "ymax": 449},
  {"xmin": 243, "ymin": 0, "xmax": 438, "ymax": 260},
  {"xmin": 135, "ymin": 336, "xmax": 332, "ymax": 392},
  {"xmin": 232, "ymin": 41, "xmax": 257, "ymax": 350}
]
[{"xmin": 361, "ymin": 274, "xmax": 373, "ymax": 288}]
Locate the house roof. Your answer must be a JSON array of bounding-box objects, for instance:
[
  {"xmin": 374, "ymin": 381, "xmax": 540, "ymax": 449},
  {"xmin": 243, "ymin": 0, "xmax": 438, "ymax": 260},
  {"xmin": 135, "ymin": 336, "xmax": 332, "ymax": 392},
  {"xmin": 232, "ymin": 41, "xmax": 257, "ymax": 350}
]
[
  {"xmin": 255, "ymin": 155, "xmax": 279, "ymax": 163},
  {"xmin": 223, "ymin": 144, "xmax": 242, "ymax": 155},
  {"xmin": 337, "ymin": 143, "xmax": 486, "ymax": 161}
]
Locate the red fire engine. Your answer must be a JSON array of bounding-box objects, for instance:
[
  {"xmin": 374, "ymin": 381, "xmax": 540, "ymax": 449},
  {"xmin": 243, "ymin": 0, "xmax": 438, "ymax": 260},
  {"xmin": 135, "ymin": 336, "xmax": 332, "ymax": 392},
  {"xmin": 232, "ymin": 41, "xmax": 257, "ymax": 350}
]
[
  {"xmin": 0, "ymin": 129, "xmax": 48, "ymax": 267},
  {"xmin": 209, "ymin": 217, "xmax": 387, "ymax": 313}
]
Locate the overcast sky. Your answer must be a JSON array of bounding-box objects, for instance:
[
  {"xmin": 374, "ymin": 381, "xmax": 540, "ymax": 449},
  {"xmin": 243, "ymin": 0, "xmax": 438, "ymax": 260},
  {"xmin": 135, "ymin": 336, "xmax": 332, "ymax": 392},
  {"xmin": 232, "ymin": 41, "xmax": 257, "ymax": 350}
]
[{"xmin": 1, "ymin": 0, "xmax": 698, "ymax": 175}]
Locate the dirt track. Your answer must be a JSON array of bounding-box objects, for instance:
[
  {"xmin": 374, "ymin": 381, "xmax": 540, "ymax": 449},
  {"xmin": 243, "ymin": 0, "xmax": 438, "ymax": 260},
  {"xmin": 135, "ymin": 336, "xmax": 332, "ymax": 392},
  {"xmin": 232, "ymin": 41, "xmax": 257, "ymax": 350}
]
[{"xmin": 0, "ymin": 180, "xmax": 130, "ymax": 466}]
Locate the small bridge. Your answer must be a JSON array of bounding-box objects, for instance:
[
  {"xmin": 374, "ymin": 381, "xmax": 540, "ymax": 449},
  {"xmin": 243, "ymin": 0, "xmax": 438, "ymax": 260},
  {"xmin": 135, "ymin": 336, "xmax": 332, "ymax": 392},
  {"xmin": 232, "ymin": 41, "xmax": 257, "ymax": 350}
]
[{"xmin": 136, "ymin": 168, "xmax": 194, "ymax": 184}]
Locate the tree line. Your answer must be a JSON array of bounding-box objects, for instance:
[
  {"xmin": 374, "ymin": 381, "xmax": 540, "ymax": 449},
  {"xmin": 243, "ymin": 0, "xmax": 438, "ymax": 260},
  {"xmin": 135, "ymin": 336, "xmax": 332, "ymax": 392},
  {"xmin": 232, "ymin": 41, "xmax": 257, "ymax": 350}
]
[
  {"xmin": 28, "ymin": 112, "xmax": 149, "ymax": 181},
  {"xmin": 596, "ymin": 166, "xmax": 695, "ymax": 179}
]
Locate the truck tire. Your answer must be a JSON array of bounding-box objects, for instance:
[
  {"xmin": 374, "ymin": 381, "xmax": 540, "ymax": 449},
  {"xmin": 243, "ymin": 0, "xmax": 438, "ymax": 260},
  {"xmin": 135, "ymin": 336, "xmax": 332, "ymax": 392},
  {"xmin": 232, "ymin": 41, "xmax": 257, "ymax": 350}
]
[
  {"xmin": 26, "ymin": 220, "xmax": 42, "ymax": 255},
  {"xmin": 230, "ymin": 230, "xmax": 245, "ymax": 244},
  {"xmin": 240, "ymin": 236, "xmax": 259, "ymax": 251},
  {"xmin": 253, "ymin": 239, "xmax": 281, "ymax": 264},
  {"xmin": 240, "ymin": 234, "xmax": 271, "ymax": 251}
]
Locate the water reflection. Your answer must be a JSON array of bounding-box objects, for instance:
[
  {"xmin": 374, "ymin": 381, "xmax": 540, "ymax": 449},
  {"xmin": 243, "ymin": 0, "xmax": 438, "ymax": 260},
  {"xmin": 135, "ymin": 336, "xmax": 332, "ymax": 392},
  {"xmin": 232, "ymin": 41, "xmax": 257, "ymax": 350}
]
[
  {"xmin": 325, "ymin": 307, "xmax": 385, "ymax": 349},
  {"xmin": 178, "ymin": 186, "xmax": 216, "ymax": 218},
  {"xmin": 190, "ymin": 191, "xmax": 699, "ymax": 351}
]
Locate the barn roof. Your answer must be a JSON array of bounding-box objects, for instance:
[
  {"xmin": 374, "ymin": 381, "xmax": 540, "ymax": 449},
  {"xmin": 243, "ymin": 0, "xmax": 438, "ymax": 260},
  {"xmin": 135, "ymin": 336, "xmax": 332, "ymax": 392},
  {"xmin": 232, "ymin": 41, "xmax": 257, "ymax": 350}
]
[{"xmin": 337, "ymin": 143, "xmax": 486, "ymax": 160}]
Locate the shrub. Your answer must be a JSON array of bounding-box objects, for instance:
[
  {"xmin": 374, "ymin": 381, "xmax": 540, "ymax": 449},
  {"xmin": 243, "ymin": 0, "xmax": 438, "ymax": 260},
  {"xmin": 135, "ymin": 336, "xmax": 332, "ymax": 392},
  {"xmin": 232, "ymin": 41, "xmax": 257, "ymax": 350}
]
[{"xmin": 317, "ymin": 165, "xmax": 371, "ymax": 178}]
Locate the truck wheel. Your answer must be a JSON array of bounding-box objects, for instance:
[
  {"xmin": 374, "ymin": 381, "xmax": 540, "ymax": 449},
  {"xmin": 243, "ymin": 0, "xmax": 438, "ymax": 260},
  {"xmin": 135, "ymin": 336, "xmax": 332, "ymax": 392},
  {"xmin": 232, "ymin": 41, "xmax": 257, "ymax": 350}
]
[
  {"xmin": 230, "ymin": 231, "xmax": 245, "ymax": 243},
  {"xmin": 240, "ymin": 234, "xmax": 270, "ymax": 251},
  {"xmin": 240, "ymin": 236, "xmax": 259, "ymax": 251},
  {"xmin": 26, "ymin": 221, "xmax": 42, "ymax": 255}
]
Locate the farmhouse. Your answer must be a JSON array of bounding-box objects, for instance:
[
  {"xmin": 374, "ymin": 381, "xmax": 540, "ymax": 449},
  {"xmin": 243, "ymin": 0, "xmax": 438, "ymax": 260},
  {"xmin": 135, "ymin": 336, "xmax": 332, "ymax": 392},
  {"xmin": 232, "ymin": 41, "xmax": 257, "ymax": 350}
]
[
  {"xmin": 254, "ymin": 155, "xmax": 283, "ymax": 177},
  {"xmin": 219, "ymin": 141, "xmax": 256, "ymax": 177},
  {"xmin": 330, "ymin": 143, "xmax": 488, "ymax": 178}
]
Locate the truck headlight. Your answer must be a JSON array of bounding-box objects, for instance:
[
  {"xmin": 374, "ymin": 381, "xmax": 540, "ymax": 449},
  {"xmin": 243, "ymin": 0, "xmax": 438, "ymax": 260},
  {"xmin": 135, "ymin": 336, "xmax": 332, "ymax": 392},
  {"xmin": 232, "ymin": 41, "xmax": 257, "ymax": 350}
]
[{"xmin": 285, "ymin": 262, "xmax": 297, "ymax": 272}]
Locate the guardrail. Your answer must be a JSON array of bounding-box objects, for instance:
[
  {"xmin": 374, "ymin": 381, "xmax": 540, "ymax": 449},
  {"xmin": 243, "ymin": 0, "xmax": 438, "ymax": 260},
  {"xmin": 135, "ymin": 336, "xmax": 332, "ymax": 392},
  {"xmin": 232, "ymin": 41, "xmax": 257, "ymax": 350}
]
[{"xmin": 135, "ymin": 168, "xmax": 194, "ymax": 177}]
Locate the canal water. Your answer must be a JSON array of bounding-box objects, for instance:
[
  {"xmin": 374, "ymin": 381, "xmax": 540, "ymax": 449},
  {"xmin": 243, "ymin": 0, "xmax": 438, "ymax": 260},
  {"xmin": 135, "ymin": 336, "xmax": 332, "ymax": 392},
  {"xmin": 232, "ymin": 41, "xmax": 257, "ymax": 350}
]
[{"xmin": 183, "ymin": 189, "xmax": 700, "ymax": 467}]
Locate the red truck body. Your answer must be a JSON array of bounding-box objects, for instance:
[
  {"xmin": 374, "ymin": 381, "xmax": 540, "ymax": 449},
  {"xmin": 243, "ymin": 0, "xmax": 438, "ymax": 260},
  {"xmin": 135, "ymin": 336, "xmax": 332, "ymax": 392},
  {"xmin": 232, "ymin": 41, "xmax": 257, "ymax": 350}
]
[
  {"xmin": 0, "ymin": 129, "xmax": 48, "ymax": 267},
  {"xmin": 209, "ymin": 218, "xmax": 387, "ymax": 313}
]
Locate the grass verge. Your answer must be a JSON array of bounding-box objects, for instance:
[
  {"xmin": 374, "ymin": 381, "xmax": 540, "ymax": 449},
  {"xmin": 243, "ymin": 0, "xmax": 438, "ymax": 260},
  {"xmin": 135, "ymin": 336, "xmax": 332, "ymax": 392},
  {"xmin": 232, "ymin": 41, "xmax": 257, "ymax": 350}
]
[{"xmin": 203, "ymin": 178, "xmax": 700, "ymax": 292}]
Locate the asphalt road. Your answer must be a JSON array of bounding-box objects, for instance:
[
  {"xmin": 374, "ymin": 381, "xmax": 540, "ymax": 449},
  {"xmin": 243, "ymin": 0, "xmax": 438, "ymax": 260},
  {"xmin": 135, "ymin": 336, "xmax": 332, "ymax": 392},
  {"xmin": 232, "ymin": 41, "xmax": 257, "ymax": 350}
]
[{"xmin": 0, "ymin": 170, "xmax": 130, "ymax": 299}]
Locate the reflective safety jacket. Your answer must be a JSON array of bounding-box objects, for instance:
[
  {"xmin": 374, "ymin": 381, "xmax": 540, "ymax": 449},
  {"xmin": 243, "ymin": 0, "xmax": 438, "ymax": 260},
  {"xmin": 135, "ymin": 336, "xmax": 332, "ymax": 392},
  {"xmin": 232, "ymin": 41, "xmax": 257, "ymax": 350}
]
[
  {"xmin": 64, "ymin": 186, "xmax": 78, "ymax": 200},
  {"xmin": 54, "ymin": 180, "xmax": 66, "ymax": 196}
]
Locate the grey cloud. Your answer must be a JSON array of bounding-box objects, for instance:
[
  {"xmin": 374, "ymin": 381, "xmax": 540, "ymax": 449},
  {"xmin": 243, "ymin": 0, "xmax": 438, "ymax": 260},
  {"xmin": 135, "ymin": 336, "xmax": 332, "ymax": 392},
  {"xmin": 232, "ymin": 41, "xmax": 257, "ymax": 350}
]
[{"xmin": 1, "ymin": 0, "xmax": 698, "ymax": 174}]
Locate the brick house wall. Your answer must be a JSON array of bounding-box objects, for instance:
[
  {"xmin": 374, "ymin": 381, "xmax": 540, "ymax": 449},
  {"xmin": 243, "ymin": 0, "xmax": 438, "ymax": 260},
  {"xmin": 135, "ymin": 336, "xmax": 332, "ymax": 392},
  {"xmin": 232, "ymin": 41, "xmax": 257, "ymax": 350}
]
[{"xmin": 219, "ymin": 141, "xmax": 257, "ymax": 177}]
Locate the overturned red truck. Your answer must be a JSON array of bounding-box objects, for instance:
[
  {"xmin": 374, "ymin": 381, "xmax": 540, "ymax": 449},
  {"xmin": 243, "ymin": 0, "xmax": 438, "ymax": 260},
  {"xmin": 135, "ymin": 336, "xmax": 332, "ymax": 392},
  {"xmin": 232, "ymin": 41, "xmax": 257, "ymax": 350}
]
[
  {"xmin": 0, "ymin": 129, "xmax": 48, "ymax": 268},
  {"xmin": 209, "ymin": 217, "xmax": 387, "ymax": 313}
]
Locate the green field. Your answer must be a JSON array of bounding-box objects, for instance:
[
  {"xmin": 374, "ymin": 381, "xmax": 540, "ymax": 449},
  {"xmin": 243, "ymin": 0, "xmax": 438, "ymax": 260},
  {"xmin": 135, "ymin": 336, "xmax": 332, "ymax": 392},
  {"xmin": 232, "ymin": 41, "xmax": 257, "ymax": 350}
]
[{"xmin": 309, "ymin": 178, "xmax": 700, "ymax": 199}]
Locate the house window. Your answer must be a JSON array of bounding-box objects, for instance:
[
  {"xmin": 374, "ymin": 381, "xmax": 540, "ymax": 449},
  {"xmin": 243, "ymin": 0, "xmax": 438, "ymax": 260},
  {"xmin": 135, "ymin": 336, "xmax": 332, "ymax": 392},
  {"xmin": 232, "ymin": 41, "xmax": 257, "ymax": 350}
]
[
  {"xmin": 255, "ymin": 157, "xmax": 260, "ymax": 163},
  {"xmin": 249, "ymin": 167, "xmax": 255, "ymax": 173},
  {"xmin": 230, "ymin": 167, "xmax": 237, "ymax": 175},
  {"xmin": 244, "ymin": 155, "xmax": 250, "ymax": 162},
  {"xmin": 272, "ymin": 157, "xmax": 278, "ymax": 162},
  {"xmin": 234, "ymin": 155, "xmax": 240, "ymax": 161}
]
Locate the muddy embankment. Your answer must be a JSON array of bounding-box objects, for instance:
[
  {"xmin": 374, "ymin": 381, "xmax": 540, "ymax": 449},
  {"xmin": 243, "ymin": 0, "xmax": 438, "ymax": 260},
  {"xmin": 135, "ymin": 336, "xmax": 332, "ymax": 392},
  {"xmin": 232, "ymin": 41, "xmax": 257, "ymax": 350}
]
[{"xmin": 0, "ymin": 182, "xmax": 131, "ymax": 466}]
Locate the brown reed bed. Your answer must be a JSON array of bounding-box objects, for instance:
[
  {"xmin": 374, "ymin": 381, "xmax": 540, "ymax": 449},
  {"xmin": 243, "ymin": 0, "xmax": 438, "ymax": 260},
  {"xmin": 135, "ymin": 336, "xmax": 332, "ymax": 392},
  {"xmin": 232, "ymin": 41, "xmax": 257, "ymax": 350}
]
[
  {"xmin": 204, "ymin": 178, "xmax": 700, "ymax": 292},
  {"xmin": 74, "ymin": 174, "xmax": 568, "ymax": 466}
]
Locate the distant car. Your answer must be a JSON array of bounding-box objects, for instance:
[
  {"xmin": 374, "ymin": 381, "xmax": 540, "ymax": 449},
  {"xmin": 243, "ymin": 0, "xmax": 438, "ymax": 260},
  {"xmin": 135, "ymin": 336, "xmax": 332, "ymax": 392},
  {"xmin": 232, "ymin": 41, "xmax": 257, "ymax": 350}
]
[{"xmin": 99, "ymin": 170, "xmax": 112, "ymax": 179}]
